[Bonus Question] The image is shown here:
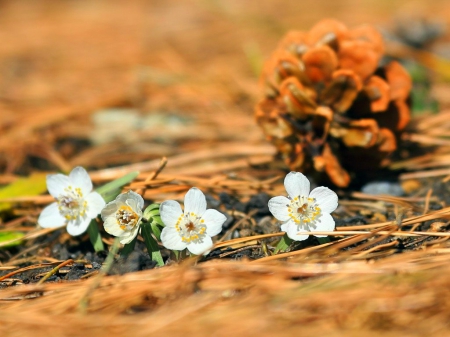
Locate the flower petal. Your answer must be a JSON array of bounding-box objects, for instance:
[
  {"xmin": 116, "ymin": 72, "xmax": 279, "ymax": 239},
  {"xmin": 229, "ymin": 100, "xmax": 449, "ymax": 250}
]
[
  {"xmin": 116, "ymin": 192, "xmax": 132, "ymax": 205},
  {"xmin": 38, "ymin": 202, "xmax": 66, "ymax": 228},
  {"xmin": 85, "ymin": 192, "xmax": 106, "ymax": 218},
  {"xmin": 126, "ymin": 198, "xmax": 138, "ymax": 212},
  {"xmin": 268, "ymin": 196, "xmax": 291, "ymax": 221},
  {"xmin": 101, "ymin": 201, "xmax": 120, "ymax": 220},
  {"xmin": 201, "ymin": 209, "xmax": 226, "ymax": 237},
  {"xmin": 125, "ymin": 191, "xmax": 144, "ymax": 211},
  {"xmin": 125, "ymin": 193, "xmax": 144, "ymax": 217},
  {"xmin": 103, "ymin": 216, "xmax": 125, "ymax": 237},
  {"xmin": 187, "ymin": 236, "xmax": 213, "ymax": 255},
  {"xmin": 311, "ymin": 213, "xmax": 335, "ymax": 237},
  {"xmin": 46, "ymin": 174, "xmax": 71, "ymax": 198},
  {"xmin": 284, "ymin": 221, "xmax": 309, "ymax": 241},
  {"xmin": 160, "ymin": 200, "xmax": 183, "ymax": 227},
  {"xmin": 119, "ymin": 225, "xmax": 140, "ymax": 245},
  {"xmin": 284, "ymin": 172, "xmax": 310, "ymax": 199},
  {"xmin": 280, "ymin": 221, "xmax": 290, "ymax": 232},
  {"xmin": 69, "ymin": 167, "xmax": 93, "ymax": 196},
  {"xmin": 309, "ymin": 186, "xmax": 338, "ymax": 213},
  {"xmin": 161, "ymin": 227, "xmax": 186, "ymax": 250},
  {"xmin": 66, "ymin": 217, "xmax": 91, "ymax": 236},
  {"xmin": 184, "ymin": 187, "xmax": 207, "ymax": 216}
]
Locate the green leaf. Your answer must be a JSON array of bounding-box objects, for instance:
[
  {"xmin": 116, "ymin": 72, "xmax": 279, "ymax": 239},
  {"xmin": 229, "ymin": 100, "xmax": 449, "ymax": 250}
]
[
  {"xmin": 150, "ymin": 221, "xmax": 162, "ymax": 241},
  {"xmin": 150, "ymin": 215, "xmax": 164, "ymax": 227},
  {"xmin": 87, "ymin": 220, "xmax": 105, "ymax": 252},
  {"xmin": 0, "ymin": 173, "xmax": 48, "ymax": 212},
  {"xmin": 141, "ymin": 223, "xmax": 164, "ymax": 267},
  {"xmin": 274, "ymin": 233, "xmax": 293, "ymax": 253},
  {"xmin": 0, "ymin": 231, "xmax": 25, "ymax": 248},
  {"xmin": 96, "ymin": 171, "xmax": 140, "ymax": 203},
  {"xmin": 143, "ymin": 203, "xmax": 160, "ymax": 220},
  {"xmin": 317, "ymin": 237, "xmax": 330, "ymax": 244}
]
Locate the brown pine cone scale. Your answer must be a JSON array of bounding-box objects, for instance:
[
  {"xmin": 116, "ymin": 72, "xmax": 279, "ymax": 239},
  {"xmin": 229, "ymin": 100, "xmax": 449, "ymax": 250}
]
[{"xmin": 255, "ymin": 19, "xmax": 412, "ymax": 187}]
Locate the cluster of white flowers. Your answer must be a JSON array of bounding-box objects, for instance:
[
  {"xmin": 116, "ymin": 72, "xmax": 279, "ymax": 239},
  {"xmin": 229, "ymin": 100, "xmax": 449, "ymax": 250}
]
[{"xmin": 38, "ymin": 167, "xmax": 338, "ymax": 257}]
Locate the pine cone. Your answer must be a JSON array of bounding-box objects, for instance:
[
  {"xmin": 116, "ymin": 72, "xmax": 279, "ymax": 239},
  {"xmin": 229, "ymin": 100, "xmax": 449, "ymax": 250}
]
[{"xmin": 255, "ymin": 19, "xmax": 412, "ymax": 187}]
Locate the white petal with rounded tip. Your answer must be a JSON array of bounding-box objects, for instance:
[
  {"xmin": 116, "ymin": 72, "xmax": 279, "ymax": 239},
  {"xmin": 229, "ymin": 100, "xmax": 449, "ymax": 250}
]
[
  {"xmin": 311, "ymin": 213, "xmax": 335, "ymax": 237},
  {"xmin": 125, "ymin": 199, "xmax": 143, "ymax": 218},
  {"xmin": 66, "ymin": 217, "xmax": 91, "ymax": 236},
  {"xmin": 47, "ymin": 174, "xmax": 71, "ymax": 198},
  {"xmin": 85, "ymin": 192, "xmax": 106, "ymax": 218},
  {"xmin": 116, "ymin": 192, "xmax": 132, "ymax": 204},
  {"xmin": 38, "ymin": 202, "xmax": 66, "ymax": 228},
  {"xmin": 119, "ymin": 225, "xmax": 140, "ymax": 244},
  {"xmin": 187, "ymin": 236, "xmax": 213, "ymax": 255},
  {"xmin": 101, "ymin": 201, "xmax": 120, "ymax": 220},
  {"xmin": 309, "ymin": 187, "xmax": 338, "ymax": 214},
  {"xmin": 161, "ymin": 227, "xmax": 187, "ymax": 251},
  {"xmin": 160, "ymin": 200, "xmax": 183, "ymax": 227},
  {"xmin": 128, "ymin": 191, "xmax": 144, "ymax": 210},
  {"xmin": 121, "ymin": 191, "xmax": 144, "ymax": 212},
  {"xmin": 285, "ymin": 172, "xmax": 310, "ymax": 199},
  {"xmin": 69, "ymin": 167, "xmax": 93, "ymax": 196},
  {"xmin": 201, "ymin": 209, "xmax": 226, "ymax": 236},
  {"xmin": 126, "ymin": 198, "xmax": 139, "ymax": 212},
  {"xmin": 285, "ymin": 223, "xmax": 309, "ymax": 241},
  {"xmin": 268, "ymin": 196, "xmax": 291, "ymax": 221},
  {"xmin": 103, "ymin": 216, "xmax": 124, "ymax": 236},
  {"xmin": 184, "ymin": 188, "xmax": 207, "ymax": 216},
  {"xmin": 280, "ymin": 221, "xmax": 291, "ymax": 233}
]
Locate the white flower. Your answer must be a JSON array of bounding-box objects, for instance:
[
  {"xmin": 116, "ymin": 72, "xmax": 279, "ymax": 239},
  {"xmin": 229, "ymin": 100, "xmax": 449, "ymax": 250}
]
[
  {"xmin": 38, "ymin": 166, "xmax": 106, "ymax": 236},
  {"xmin": 160, "ymin": 187, "xmax": 226, "ymax": 255},
  {"xmin": 101, "ymin": 191, "xmax": 144, "ymax": 244},
  {"xmin": 268, "ymin": 171, "xmax": 338, "ymax": 241}
]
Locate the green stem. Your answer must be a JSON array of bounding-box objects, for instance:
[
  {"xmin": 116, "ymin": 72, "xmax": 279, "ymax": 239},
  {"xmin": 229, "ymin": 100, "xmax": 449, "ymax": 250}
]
[
  {"xmin": 79, "ymin": 238, "xmax": 120, "ymax": 313},
  {"xmin": 87, "ymin": 220, "xmax": 105, "ymax": 252},
  {"xmin": 172, "ymin": 250, "xmax": 180, "ymax": 261}
]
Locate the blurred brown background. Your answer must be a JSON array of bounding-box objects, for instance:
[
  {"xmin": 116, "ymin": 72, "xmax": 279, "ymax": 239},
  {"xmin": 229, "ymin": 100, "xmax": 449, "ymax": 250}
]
[{"xmin": 0, "ymin": 0, "xmax": 449, "ymax": 176}]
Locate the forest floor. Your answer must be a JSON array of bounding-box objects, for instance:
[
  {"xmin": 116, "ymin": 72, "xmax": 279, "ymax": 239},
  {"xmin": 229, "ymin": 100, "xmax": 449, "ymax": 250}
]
[{"xmin": 1, "ymin": 1, "xmax": 450, "ymax": 336}]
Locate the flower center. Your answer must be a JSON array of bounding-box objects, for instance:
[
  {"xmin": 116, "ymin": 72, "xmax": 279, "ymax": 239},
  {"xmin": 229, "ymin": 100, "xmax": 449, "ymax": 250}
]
[
  {"xmin": 116, "ymin": 205, "xmax": 139, "ymax": 231},
  {"xmin": 175, "ymin": 212, "xmax": 207, "ymax": 244},
  {"xmin": 287, "ymin": 195, "xmax": 321, "ymax": 228},
  {"xmin": 57, "ymin": 186, "xmax": 87, "ymax": 221}
]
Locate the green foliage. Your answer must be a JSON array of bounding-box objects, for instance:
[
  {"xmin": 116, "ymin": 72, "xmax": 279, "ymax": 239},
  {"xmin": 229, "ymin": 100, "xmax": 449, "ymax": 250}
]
[
  {"xmin": 121, "ymin": 203, "xmax": 164, "ymax": 266},
  {"xmin": 87, "ymin": 220, "xmax": 105, "ymax": 252},
  {"xmin": 95, "ymin": 171, "xmax": 140, "ymax": 203},
  {"xmin": 143, "ymin": 203, "xmax": 160, "ymax": 220},
  {"xmin": 0, "ymin": 173, "xmax": 48, "ymax": 213},
  {"xmin": 407, "ymin": 62, "xmax": 439, "ymax": 115},
  {"xmin": 274, "ymin": 233, "xmax": 293, "ymax": 253},
  {"xmin": 0, "ymin": 231, "xmax": 25, "ymax": 248},
  {"xmin": 141, "ymin": 203, "xmax": 164, "ymax": 266},
  {"xmin": 141, "ymin": 222, "xmax": 164, "ymax": 267}
]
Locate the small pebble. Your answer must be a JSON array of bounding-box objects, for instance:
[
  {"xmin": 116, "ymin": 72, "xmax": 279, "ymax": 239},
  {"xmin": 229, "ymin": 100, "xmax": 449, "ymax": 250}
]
[{"xmin": 361, "ymin": 181, "xmax": 404, "ymax": 196}]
